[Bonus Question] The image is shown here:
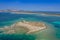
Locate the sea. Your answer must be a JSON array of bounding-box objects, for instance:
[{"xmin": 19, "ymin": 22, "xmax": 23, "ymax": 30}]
[{"xmin": 0, "ymin": 12, "xmax": 60, "ymax": 40}]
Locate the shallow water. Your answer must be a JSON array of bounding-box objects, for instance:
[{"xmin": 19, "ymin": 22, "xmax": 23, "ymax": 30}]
[{"xmin": 0, "ymin": 12, "xmax": 60, "ymax": 40}]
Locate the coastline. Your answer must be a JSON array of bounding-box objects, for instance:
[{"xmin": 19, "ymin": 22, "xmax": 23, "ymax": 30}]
[{"xmin": 0, "ymin": 9, "xmax": 60, "ymax": 16}]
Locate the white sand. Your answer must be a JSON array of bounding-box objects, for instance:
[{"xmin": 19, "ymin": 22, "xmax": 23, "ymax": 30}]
[
  {"xmin": 0, "ymin": 20, "xmax": 47, "ymax": 34},
  {"xmin": 13, "ymin": 20, "xmax": 47, "ymax": 34}
]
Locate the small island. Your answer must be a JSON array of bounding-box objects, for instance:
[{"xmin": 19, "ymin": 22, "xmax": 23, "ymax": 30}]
[{"xmin": 0, "ymin": 20, "xmax": 47, "ymax": 34}]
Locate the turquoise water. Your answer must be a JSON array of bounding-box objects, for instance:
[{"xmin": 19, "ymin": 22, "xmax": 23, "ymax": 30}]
[{"xmin": 0, "ymin": 12, "xmax": 60, "ymax": 40}]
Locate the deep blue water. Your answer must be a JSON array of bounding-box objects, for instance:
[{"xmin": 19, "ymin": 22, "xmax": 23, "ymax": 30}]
[{"xmin": 0, "ymin": 12, "xmax": 60, "ymax": 28}]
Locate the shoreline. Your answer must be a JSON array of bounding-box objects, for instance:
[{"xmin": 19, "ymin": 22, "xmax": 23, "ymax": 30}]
[{"xmin": 0, "ymin": 11, "xmax": 60, "ymax": 16}]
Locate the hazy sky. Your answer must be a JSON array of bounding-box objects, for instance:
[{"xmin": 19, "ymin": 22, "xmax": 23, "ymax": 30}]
[{"xmin": 0, "ymin": 0, "xmax": 60, "ymax": 11}]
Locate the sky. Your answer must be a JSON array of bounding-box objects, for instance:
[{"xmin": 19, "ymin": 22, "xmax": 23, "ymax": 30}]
[{"xmin": 0, "ymin": 0, "xmax": 60, "ymax": 11}]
